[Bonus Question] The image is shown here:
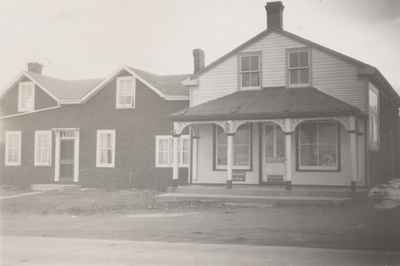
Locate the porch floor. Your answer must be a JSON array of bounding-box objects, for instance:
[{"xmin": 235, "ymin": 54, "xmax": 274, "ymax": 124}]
[{"xmin": 157, "ymin": 185, "xmax": 368, "ymax": 206}]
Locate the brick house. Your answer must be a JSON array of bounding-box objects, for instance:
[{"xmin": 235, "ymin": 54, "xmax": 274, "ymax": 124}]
[
  {"xmin": 0, "ymin": 65, "xmax": 190, "ymax": 190},
  {"xmin": 170, "ymin": 2, "xmax": 400, "ymax": 190}
]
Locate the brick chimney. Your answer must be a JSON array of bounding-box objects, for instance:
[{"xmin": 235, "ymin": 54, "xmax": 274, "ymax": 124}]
[
  {"xmin": 27, "ymin": 62, "xmax": 43, "ymax": 74},
  {"xmin": 192, "ymin": 49, "xmax": 205, "ymax": 74},
  {"xmin": 265, "ymin": 1, "xmax": 284, "ymax": 30}
]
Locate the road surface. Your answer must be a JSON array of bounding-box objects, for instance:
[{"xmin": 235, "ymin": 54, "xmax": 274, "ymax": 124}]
[{"xmin": 1, "ymin": 236, "xmax": 399, "ymax": 266}]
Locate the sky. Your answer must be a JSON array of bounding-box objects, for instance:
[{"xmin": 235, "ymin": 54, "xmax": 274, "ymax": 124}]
[{"xmin": 0, "ymin": 0, "xmax": 399, "ymax": 94}]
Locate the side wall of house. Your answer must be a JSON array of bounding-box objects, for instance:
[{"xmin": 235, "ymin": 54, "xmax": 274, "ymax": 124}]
[
  {"xmin": 191, "ymin": 32, "xmax": 367, "ymax": 112},
  {"xmin": 368, "ymin": 89, "xmax": 399, "ymax": 186},
  {"xmin": 0, "ymin": 76, "xmax": 58, "ymax": 116},
  {"xmin": 0, "ymin": 71, "xmax": 188, "ymax": 191}
]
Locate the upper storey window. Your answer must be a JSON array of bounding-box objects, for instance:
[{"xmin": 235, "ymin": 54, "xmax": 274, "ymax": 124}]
[
  {"xmin": 18, "ymin": 81, "xmax": 35, "ymax": 112},
  {"xmin": 239, "ymin": 53, "xmax": 261, "ymax": 89},
  {"xmin": 116, "ymin": 76, "xmax": 135, "ymax": 109},
  {"xmin": 287, "ymin": 48, "xmax": 310, "ymax": 87},
  {"xmin": 368, "ymin": 83, "xmax": 379, "ymax": 150}
]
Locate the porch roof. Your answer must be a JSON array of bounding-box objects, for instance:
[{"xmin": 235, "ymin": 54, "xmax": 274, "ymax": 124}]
[{"xmin": 171, "ymin": 87, "xmax": 365, "ymax": 121}]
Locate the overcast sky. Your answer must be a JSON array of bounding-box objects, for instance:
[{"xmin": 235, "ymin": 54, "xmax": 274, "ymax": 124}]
[{"xmin": 0, "ymin": 0, "xmax": 399, "ymax": 94}]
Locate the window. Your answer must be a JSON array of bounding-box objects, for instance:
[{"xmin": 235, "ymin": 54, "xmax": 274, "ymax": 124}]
[
  {"xmin": 297, "ymin": 122, "xmax": 339, "ymax": 171},
  {"xmin": 5, "ymin": 131, "xmax": 21, "ymax": 166},
  {"xmin": 18, "ymin": 81, "xmax": 35, "ymax": 112},
  {"xmin": 215, "ymin": 124, "xmax": 251, "ymax": 169},
  {"xmin": 155, "ymin": 135, "xmax": 190, "ymax": 168},
  {"xmin": 34, "ymin": 131, "xmax": 52, "ymax": 166},
  {"xmin": 368, "ymin": 84, "xmax": 379, "ymax": 149},
  {"xmin": 239, "ymin": 53, "xmax": 261, "ymax": 88},
  {"xmin": 96, "ymin": 130, "xmax": 116, "ymax": 167},
  {"xmin": 287, "ymin": 49, "xmax": 310, "ymax": 87},
  {"xmin": 116, "ymin": 76, "xmax": 135, "ymax": 109}
]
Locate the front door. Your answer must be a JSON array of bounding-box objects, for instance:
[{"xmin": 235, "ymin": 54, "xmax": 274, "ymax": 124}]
[
  {"xmin": 262, "ymin": 124, "xmax": 286, "ymax": 183},
  {"xmin": 60, "ymin": 139, "xmax": 75, "ymax": 182}
]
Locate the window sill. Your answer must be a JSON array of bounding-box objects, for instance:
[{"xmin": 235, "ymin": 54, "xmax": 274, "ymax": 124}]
[
  {"xmin": 96, "ymin": 164, "xmax": 115, "ymax": 168},
  {"xmin": 240, "ymin": 86, "xmax": 261, "ymax": 91},
  {"xmin": 34, "ymin": 164, "xmax": 51, "ymax": 167},
  {"xmin": 5, "ymin": 163, "xmax": 21, "ymax": 167},
  {"xmin": 288, "ymin": 83, "xmax": 310, "ymax": 88},
  {"xmin": 297, "ymin": 166, "xmax": 339, "ymax": 172},
  {"xmin": 215, "ymin": 165, "xmax": 252, "ymax": 171}
]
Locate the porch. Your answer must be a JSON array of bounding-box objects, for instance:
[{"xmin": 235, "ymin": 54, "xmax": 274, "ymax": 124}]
[{"xmin": 170, "ymin": 87, "xmax": 367, "ymax": 190}]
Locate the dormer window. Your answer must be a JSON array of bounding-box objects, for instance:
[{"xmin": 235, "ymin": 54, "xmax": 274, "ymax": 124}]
[
  {"xmin": 287, "ymin": 48, "xmax": 311, "ymax": 87},
  {"xmin": 239, "ymin": 53, "xmax": 261, "ymax": 89},
  {"xmin": 18, "ymin": 81, "xmax": 35, "ymax": 112},
  {"xmin": 116, "ymin": 76, "xmax": 135, "ymax": 109}
]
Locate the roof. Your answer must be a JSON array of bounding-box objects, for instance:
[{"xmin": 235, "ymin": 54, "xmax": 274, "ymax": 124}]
[
  {"xmin": 191, "ymin": 28, "xmax": 400, "ymax": 106},
  {"xmin": 27, "ymin": 72, "xmax": 103, "ymax": 103},
  {"xmin": 126, "ymin": 67, "xmax": 190, "ymax": 97},
  {"xmin": 1, "ymin": 66, "xmax": 190, "ymax": 104},
  {"xmin": 171, "ymin": 86, "xmax": 365, "ymax": 121}
]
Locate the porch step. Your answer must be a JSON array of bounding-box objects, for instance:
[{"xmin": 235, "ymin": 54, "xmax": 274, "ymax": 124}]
[
  {"xmin": 31, "ymin": 184, "xmax": 81, "ymax": 192},
  {"xmin": 170, "ymin": 185, "xmax": 367, "ymax": 199},
  {"xmin": 156, "ymin": 193, "xmax": 352, "ymax": 206}
]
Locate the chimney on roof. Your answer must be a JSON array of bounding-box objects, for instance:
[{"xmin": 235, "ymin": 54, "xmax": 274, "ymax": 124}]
[
  {"xmin": 27, "ymin": 62, "xmax": 43, "ymax": 74},
  {"xmin": 265, "ymin": 1, "xmax": 284, "ymax": 30},
  {"xmin": 192, "ymin": 49, "xmax": 205, "ymax": 74}
]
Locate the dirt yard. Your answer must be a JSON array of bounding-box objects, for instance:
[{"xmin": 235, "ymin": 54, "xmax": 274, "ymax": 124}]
[{"xmin": 1, "ymin": 189, "xmax": 400, "ymax": 251}]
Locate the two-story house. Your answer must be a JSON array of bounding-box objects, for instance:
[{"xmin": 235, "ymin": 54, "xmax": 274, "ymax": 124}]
[
  {"xmin": 0, "ymin": 64, "xmax": 190, "ymax": 190},
  {"xmin": 171, "ymin": 1, "xmax": 400, "ymax": 190}
]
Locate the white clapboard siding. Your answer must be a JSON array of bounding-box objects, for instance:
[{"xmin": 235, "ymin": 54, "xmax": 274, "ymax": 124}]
[{"xmin": 191, "ymin": 32, "xmax": 367, "ymax": 112}]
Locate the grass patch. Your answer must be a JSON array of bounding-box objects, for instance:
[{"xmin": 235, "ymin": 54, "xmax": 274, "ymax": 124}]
[{"xmin": 0, "ymin": 188, "xmax": 159, "ymax": 215}]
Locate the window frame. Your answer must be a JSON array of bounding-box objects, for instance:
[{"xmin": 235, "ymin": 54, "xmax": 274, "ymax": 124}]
[
  {"xmin": 96, "ymin": 129, "xmax": 116, "ymax": 168},
  {"xmin": 116, "ymin": 76, "xmax": 136, "ymax": 109},
  {"xmin": 238, "ymin": 52, "xmax": 262, "ymax": 90},
  {"xmin": 18, "ymin": 81, "xmax": 35, "ymax": 112},
  {"xmin": 286, "ymin": 48, "xmax": 312, "ymax": 88},
  {"xmin": 296, "ymin": 121, "xmax": 340, "ymax": 172},
  {"xmin": 34, "ymin": 130, "xmax": 52, "ymax": 167},
  {"xmin": 155, "ymin": 135, "xmax": 190, "ymax": 168},
  {"xmin": 368, "ymin": 83, "xmax": 380, "ymax": 150},
  {"xmin": 214, "ymin": 124, "xmax": 253, "ymax": 171},
  {"xmin": 5, "ymin": 131, "xmax": 22, "ymax": 166}
]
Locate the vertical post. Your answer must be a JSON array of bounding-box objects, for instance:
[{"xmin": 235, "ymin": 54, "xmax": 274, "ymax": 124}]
[
  {"xmin": 349, "ymin": 116, "xmax": 358, "ymax": 192},
  {"xmin": 73, "ymin": 129, "xmax": 80, "ymax": 183},
  {"xmin": 284, "ymin": 119, "xmax": 293, "ymax": 190},
  {"xmin": 54, "ymin": 130, "xmax": 60, "ymax": 182},
  {"xmin": 192, "ymin": 136, "xmax": 199, "ymax": 182},
  {"xmin": 172, "ymin": 135, "xmax": 180, "ymax": 187},
  {"xmin": 226, "ymin": 133, "xmax": 234, "ymax": 189}
]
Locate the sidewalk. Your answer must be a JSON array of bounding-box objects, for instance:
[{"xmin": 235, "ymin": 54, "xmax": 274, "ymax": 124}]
[{"xmin": 2, "ymin": 236, "xmax": 399, "ymax": 266}]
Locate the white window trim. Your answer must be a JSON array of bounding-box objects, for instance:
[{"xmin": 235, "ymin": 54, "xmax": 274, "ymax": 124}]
[
  {"xmin": 116, "ymin": 76, "xmax": 136, "ymax": 109},
  {"xmin": 239, "ymin": 53, "xmax": 262, "ymax": 90},
  {"xmin": 5, "ymin": 131, "xmax": 21, "ymax": 166},
  {"xmin": 96, "ymin": 129, "xmax": 116, "ymax": 168},
  {"xmin": 155, "ymin": 135, "xmax": 190, "ymax": 168},
  {"xmin": 18, "ymin": 81, "xmax": 35, "ymax": 112},
  {"xmin": 297, "ymin": 122, "xmax": 339, "ymax": 171},
  {"xmin": 287, "ymin": 48, "xmax": 311, "ymax": 88},
  {"xmin": 34, "ymin": 130, "xmax": 52, "ymax": 167},
  {"xmin": 215, "ymin": 126, "xmax": 252, "ymax": 170}
]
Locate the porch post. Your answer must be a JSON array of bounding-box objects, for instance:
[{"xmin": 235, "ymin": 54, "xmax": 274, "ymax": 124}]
[
  {"xmin": 172, "ymin": 134, "xmax": 180, "ymax": 187},
  {"xmin": 349, "ymin": 116, "xmax": 358, "ymax": 192},
  {"xmin": 284, "ymin": 119, "xmax": 293, "ymax": 190},
  {"xmin": 73, "ymin": 129, "xmax": 80, "ymax": 183},
  {"xmin": 226, "ymin": 132, "xmax": 234, "ymax": 189},
  {"xmin": 54, "ymin": 130, "xmax": 60, "ymax": 182},
  {"xmin": 192, "ymin": 136, "xmax": 199, "ymax": 182}
]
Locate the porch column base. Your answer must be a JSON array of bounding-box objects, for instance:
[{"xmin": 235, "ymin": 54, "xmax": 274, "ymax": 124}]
[
  {"xmin": 350, "ymin": 181, "xmax": 356, "ymax": 192},
  {"xmin": 226, "ymin": 180, "xmax": 233, "ymax": 189},
  {"xmin": 172, "ymin": 179, "xmax": 179, "ymax": 187},
  {"xmin": 285, "ymin": 181, "xmax": 292, "ymax": 191}
]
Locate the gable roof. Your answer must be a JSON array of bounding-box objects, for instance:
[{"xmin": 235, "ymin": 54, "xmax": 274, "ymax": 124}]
[
  {"xmin": 80, "ymin": 66, "xmax": 190, "ymax": 102},
  {"xmin": 1, "ymin": 66, "xmax": 190, "ymax": 104},
  {"xmin": 171, "ymin": 86, "xmax": 364, "ymax": 121},
  {"xmin": 190, "ymin": 28, "xmax": 400, "ymax": 106},
  {"xmin": 27, "ymin": 72, "xmax": 103, "ymax": 104}
]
